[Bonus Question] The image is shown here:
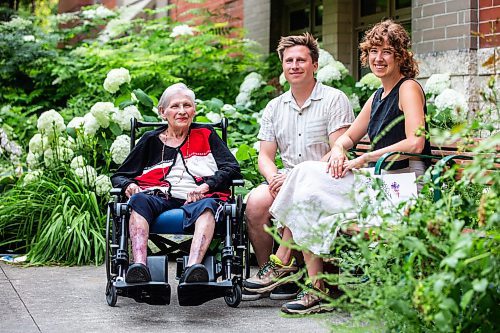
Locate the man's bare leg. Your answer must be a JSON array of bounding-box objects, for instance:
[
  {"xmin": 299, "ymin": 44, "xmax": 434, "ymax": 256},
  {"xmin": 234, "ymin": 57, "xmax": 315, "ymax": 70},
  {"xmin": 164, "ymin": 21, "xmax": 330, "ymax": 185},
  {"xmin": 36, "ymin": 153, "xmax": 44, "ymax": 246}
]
[{"xmin": 245, "ymin": 184, "xmax": 274, "ymax": 266}]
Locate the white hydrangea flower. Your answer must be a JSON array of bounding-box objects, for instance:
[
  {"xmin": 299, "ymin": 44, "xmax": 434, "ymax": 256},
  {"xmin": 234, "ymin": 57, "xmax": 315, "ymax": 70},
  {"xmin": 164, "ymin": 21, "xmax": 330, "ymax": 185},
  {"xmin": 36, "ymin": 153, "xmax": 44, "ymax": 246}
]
[
  {"xmin": 37, "ymin": 110, "xmax": 66, "ymax": 138},
  {"xmin": 23, "ymin": 170, "xmax": 43, "ymax": 185},
  {"xmin": 235, "ymin": 91, "xmax": 251, "ymax": 107},
  {"xmin": 170, "ymin": 24, "xmax": 195, "ymax": 37},
  {"xmin": 279, "ymin": 72, "xmax": 287, "ymax": 86},
  {"xmin": 83, "ymin": 113, "xmax": 100, "ymax": 136},
  {"xmin": 22, "ymin": 35, "xmax": 35, "ymax": 42},
  {"xmin": 103, "ymin": 67, "xmax": 131, "ymax": 94},
  {"xmin": 359, "ymin": 73, "xmax": 382, "ymax": 89},
  {"xmin": 434, "ymin": 88, "xmax": 468, "ymax": 121},
  {"xmin": 43, "ymin": 147, "xmax": 74, "ymax": 167},
  {"xmin": 349, "ymin": 93, "xmax": 361, "ymax": 111},
  {"xmin": 316, "ymin": 64, "xmax": 342, "ymax": 83},
  {"xmin": 58, "ymin": 136, "xmax": 75, "ymax": 149},
  {"xmin": 110, "ymin": 135, "xmax": 131, "ymax": 164},
  {"xmin": 244, "ymin": 72, "xmax": 263, "ymax": 81},
  {"xmin": 425, "ymin": 73, "xmax": 451, "ymax": 96},
  {"xmin": 26, "ymin": 152, "xmax": 41, "ymax": 168},
  {"xmin": 333, "ymin": 61, "xmax": 349, "ymax": 78},
  {"xmin": 75, "ymin": 165, "xmax": 97, "ymax": 187},
  {"xmin": 3, "ymin": 16, "xmax": 32, "ymax": 29},
  {"xmin": 90, "ymin": 102, "xmax": 115, "ymax": 128},
  {"xmin": 103, "ymin": 18, "xmax": 132, "ymax": 39},
  {"xmin": 55, "ymin": 12, "xmax": 79, "ymax": 24},
  {"xmin": 252, "ymin": 141, "xmax": 260, "ymax": 153},
  {"xmin": 318, "ymin": 49, "xmax": 335, "ymax": 69},
  {"xmin": 95, "ymin": 174, "xmax": 112, "ymax": 196},
  {"xmin": 67, "ymin": 116, "xmax": 85, "ymax": 129},
  {"xmin": 82, "ymin": 5, "xmax": 115, "ymax": 20},
  {"xmin": 28, "ymin": 133, "xmax": 48, "ymax": 155},
  {"xmin": 206, "ymin": 111, "xmax": 222, "ymax": 123},
  {"xmin": 221, "ymin": 104, "xmax": 236, "ymax": 115},
  {"xmin": 70, "ymin": 156, "xmax": 86, "ymax": 169},
  {"xmin": 240, "ymin": 72, "xmax": 263, "ymax": 93},
  {"xmin": 111, "ymin": 105, "xmax": 142, "ymax": 131}
]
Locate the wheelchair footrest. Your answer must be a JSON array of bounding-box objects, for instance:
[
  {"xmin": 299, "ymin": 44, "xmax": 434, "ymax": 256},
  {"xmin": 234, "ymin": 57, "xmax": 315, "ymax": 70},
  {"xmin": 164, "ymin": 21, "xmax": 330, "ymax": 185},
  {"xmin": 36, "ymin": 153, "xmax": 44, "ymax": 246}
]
[
  {"xmin": 177, "ymin": 280, "xmax": 233, "ymax": 306},
  {"xmin": 115, "ymin": 281, "xmax": 171, "ymax": 305}
]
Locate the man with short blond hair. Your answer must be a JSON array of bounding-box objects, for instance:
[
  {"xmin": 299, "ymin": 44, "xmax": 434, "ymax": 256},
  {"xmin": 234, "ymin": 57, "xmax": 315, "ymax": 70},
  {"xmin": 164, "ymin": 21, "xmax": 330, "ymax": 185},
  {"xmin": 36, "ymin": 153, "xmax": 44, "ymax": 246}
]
[{"xmin": 243, "ymin": 32, "xmax": 354, "ymax": 301}]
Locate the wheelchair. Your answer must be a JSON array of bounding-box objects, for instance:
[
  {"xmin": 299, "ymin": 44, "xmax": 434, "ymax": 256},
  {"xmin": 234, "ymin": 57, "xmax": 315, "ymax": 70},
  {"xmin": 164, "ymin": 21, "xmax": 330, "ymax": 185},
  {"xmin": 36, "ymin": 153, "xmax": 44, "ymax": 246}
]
[{"xmin": 105, "ymin": 118, "xmax": 250, "ymax": 307}]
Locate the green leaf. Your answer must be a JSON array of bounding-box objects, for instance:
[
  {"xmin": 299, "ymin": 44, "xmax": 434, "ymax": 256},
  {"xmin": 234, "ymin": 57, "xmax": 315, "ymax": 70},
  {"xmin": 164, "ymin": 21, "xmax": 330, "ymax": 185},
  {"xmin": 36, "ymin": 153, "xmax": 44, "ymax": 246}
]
[
  {"xmin": 118, "ymin": 100, "xmax": 136, "ymax": 109},
  {"xmin": 439, "ymin": 298, "xmax": 459, "ymax": 314},
  {"xmin": 460, "ymin": 289, "xmax": 474, "ymax": 310},
  {"xmin": 235, "ymin": 144, "xmax": 251, "ymax": 161},
  {"xmin": 133, "ymin": 89, "xmax": 154, "ymax": 109},
  {"xmin": 109, "ymin": 123, "xmax": 122, "ymax": 136},
  {"xmin": 114, "ymin": 94, "xmax": 130, "ymax": 107}
]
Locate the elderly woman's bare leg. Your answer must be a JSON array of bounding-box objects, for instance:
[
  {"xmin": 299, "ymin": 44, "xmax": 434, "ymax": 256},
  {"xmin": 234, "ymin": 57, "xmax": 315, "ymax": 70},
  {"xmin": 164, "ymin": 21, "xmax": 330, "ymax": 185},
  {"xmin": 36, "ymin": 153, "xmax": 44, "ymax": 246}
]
[
  {"xmin": 187, "ymin": 209, "xmax": 215, "ymax": 266},
  {"xmin": 129, "ymin": 210, "xmax": 149, "ymax": 265}
]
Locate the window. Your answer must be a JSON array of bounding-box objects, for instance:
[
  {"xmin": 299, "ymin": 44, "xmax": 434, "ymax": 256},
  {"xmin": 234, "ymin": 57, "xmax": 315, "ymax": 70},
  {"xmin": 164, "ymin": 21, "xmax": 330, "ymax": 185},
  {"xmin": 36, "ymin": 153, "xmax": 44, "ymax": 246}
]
[
  {"xmin": 354, "ymin": 0, "xmax": 411, "ymax": 79},
  {"xmin": 286, "ymin": 0, "xmax": 323, "ymax": 41}
]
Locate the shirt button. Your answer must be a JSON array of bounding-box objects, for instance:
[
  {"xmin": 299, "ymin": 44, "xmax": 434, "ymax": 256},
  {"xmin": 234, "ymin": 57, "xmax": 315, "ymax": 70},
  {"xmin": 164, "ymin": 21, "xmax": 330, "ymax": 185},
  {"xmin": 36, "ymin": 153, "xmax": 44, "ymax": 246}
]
[
  {"xmin": 299, "ymin": 113, "xmax": 302, "ymax": 116},
  {"xmin": 299, "ymin": 154, "xmax": 302, "ymax": 157},
  {"xmin": 299, "ymin": 133, "xmax": 302, "ymax": 136}
]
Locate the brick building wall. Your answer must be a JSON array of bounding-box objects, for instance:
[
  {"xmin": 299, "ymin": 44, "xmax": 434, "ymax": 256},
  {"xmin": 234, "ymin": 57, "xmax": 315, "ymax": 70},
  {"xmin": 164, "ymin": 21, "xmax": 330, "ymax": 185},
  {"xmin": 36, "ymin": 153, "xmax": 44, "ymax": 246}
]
[
  {"xmin": 478, "ymin": 0, "xmax": 500, "ymax": 48},
  {"xmin": 412, "ymin": 0, "xmax": 499, "ymax": 114},
  {"xmin": 169, "ymin": 0, "xmax": 243, "ymax": 28}
]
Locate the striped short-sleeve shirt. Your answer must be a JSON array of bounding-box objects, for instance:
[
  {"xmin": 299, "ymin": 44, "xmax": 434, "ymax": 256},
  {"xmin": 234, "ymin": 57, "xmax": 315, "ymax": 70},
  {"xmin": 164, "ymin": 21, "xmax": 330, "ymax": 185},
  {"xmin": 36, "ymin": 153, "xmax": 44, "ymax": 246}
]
[{"xmin": 258, "ymin": 81, "xmax": 354, "ymax": 172}]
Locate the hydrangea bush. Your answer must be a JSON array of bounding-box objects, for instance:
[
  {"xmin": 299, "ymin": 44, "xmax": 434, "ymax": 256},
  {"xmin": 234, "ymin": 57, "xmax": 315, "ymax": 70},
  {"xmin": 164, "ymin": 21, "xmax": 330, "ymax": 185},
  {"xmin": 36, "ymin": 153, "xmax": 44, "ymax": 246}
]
[{"xmin": 425, "ymin": 74, "xmax": 469, "ymax": 129}]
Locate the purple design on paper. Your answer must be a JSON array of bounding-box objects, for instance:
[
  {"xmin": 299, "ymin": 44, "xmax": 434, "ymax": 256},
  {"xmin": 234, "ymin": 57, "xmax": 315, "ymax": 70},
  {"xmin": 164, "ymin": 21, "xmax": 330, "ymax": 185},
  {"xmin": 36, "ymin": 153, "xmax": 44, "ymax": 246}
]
[{"xmin": 391, "ymin": 181, "xmax": 400, "ymax": 198}]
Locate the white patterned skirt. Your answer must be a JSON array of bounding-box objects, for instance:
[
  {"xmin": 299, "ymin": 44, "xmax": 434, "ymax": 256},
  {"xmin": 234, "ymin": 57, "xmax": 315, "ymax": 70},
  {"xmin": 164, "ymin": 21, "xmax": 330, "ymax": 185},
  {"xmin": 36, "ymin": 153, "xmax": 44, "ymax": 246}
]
[{"xmin": 269, "ymin": 160, "xmax": 425, "ymax": 255}]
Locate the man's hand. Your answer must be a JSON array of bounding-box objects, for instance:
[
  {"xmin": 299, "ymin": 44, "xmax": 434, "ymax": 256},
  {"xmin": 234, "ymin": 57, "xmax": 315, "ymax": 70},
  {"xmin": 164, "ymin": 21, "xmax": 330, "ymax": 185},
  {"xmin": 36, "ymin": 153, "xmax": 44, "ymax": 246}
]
[
  {"xmin": 268, "ymin": 173, "xmax": 287, "ymax": 198},
  {"xmin": 186, "ymin": 183, "xmax": 210, "ymax": 204},
  {"xmin": 125, "ymin": 183, "xmax": 141, "ymax": 198},
  {"xmin": 326, "ymin": 144, "xmax": 348, "ymax": 179}
]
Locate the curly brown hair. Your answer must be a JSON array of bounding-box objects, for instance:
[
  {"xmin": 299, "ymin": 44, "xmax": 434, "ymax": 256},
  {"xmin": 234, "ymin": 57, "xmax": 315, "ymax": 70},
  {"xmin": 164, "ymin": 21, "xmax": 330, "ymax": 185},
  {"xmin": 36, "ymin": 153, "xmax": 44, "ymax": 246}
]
[
  {"xmin": 359, "ymin": 20, "xmax": 419, "ymax": 78},
  {"xmin": 276, "ymin": 32, "xmax": 319, "ymax": 64}
]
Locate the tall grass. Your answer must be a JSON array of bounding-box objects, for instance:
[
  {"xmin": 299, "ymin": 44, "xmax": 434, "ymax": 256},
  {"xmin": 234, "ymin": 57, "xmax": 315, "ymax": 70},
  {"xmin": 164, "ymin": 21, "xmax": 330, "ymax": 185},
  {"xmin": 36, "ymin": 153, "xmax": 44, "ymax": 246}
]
[{"xmin": 0, "ymin": 166, "xmax": 106, "ymax": 265}]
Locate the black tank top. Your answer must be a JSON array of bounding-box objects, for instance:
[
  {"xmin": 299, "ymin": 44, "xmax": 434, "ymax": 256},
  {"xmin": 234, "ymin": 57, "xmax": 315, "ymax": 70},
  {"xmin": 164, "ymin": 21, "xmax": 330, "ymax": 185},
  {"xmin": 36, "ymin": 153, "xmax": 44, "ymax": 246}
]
[{"xmin": 367, "ymin": 77, "xmax": 431, "ymax": 170}]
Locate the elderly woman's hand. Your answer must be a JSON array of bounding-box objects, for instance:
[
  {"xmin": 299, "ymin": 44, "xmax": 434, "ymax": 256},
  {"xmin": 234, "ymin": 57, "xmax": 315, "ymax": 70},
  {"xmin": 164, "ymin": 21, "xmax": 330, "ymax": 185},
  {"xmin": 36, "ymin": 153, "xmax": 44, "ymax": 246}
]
[
  {"xmin": 125, "ymin": 183, "xmax": 141, "ymax": 198},
  {"xmin": 186, "ymin": 183, "xmax": 210, "ymax": 204}
]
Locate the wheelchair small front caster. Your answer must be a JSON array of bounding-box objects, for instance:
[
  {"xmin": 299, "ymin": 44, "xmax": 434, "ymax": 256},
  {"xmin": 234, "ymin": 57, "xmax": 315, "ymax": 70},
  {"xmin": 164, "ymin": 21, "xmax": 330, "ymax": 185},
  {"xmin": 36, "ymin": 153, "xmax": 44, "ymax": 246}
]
[
  {"xmin": 106, "ymin": 281, "xmax": 117, "ymax": 307},
  {"xmin": 224, "ymin": 284, "xmax": 242, "ymax": 308}
]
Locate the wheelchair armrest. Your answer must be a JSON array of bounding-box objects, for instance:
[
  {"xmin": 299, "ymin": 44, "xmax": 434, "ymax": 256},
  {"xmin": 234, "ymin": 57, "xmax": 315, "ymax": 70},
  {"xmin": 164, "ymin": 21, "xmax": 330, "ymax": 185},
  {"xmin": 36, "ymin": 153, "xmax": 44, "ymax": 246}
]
[
  {"xmin": 232, "ymin": 179, "xmax": 245, "ymax": 187},
  {"xmin": 110, "ymin": 188, "xmax": 123, "ymax": 196}
]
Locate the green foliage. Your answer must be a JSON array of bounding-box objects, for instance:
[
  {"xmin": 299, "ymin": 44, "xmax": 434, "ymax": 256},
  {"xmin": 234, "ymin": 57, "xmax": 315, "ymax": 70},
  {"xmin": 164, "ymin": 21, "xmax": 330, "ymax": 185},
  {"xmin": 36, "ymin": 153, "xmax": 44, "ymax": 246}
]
[{"xmin": 0, "ymin": 166, "xmax": 106, "ymax": 265}]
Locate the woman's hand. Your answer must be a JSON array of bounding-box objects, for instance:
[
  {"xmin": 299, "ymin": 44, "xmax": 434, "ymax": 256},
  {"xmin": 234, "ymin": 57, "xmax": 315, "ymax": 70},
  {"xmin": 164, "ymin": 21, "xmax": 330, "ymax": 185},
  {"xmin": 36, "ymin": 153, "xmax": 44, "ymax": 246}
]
[
  {"xmin": 186, "ymin": 183, "xmax": 210, "ymax": 204},
  {"xmin": 268, "ymin": 173, "xmax": 287, "ymax": 198},
  {"xmin": 125, "ymin": 183, "xmax": 141, "ymax": 198},
  {"xmin": 326, "ymin": 144, "xmax": 348, "ymax": 178},
  {"xmin": 342, "ymin": 155, "xmax": 368, "ymax": 176}
]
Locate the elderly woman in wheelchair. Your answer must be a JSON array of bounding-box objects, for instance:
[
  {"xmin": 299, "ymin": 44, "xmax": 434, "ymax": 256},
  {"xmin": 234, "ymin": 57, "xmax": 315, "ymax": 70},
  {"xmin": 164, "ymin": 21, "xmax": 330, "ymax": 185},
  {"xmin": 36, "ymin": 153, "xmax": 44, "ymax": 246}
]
[{"xmin": 108, "ymin": 83, "xmax": 243, "ymax": 306}]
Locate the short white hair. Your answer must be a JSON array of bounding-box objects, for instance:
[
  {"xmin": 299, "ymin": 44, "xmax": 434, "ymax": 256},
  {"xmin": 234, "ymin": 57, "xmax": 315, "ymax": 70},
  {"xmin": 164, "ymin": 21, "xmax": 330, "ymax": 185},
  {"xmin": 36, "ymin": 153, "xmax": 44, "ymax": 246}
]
[{"xmin": 158, "ymin": 83, "xmax": 196, "ymax": 108}]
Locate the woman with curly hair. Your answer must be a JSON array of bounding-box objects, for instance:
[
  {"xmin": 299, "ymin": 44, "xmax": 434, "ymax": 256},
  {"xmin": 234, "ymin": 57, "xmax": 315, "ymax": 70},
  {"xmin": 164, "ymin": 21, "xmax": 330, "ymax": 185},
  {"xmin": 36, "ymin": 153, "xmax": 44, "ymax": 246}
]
[{"xmin": 263, "ymin": 19, "xmax": 432, "ymax": 315}]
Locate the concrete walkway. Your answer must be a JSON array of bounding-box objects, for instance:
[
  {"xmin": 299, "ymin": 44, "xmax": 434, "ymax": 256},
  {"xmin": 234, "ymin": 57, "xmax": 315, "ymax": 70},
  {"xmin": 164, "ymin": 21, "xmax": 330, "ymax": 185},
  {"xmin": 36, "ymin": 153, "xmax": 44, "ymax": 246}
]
[{"xmin": 0, "ymin": 262, "xmax": 349, "ymax": 333}]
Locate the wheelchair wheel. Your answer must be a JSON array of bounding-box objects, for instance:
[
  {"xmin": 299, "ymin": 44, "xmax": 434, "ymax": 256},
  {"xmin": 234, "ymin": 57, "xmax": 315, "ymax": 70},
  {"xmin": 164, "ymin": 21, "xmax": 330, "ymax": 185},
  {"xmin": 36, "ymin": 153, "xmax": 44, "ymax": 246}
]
[
  {"xmin": 224, "ymin": 283, "xmax": 242, "ymax": 308},
  {"xmin": 106, "ymin": 281, "xmax": 117, "ymax": 307}
]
